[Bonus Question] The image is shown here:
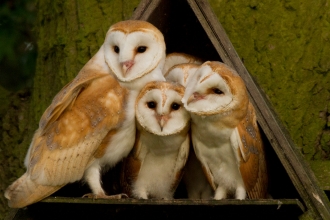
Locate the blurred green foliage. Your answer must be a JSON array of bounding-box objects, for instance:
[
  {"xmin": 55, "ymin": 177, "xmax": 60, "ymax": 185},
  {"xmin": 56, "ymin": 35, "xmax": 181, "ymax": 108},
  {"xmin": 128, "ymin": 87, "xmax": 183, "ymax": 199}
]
[{"xmin": 0, "ymin": 0, "xmax": 37, "ymax": 91}]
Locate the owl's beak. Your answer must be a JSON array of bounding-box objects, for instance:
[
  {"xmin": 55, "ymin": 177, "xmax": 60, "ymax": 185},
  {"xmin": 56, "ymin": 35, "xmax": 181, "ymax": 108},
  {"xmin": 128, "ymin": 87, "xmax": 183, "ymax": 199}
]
[
  {"xmin": 121, "ymin": 60, "xmax": 134, "ymax": 76},
  {"xmin": 157, "ymin": 114, "xmax": 169, "ymax": 131},
  {"xmin": 187, "ymin": 92, "xmax": 204, "ymax": 104}
]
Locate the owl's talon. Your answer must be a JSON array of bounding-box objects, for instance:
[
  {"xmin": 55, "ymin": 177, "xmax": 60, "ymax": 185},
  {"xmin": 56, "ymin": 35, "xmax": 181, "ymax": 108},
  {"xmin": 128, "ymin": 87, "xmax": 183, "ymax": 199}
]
[
  {"xmin": 118, "ymin": 193, "xmax": 129, "ymax": 199},
  {"xmin": 82, "ymin": 193, "xmax": 97, "ymax": 199},
  {"xmin": 82, "ymin": 193, "xmax": 128, "ymax": 199}
]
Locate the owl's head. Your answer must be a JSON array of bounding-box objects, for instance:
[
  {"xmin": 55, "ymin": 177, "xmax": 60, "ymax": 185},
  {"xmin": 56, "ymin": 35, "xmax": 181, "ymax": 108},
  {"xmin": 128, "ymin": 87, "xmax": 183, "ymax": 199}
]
[
  {"xmin": 163, "ymin": 52, "xmax": 203, "ymax": 75},
  {"xmin": 182, "ymin": 61, "xmax": 249, "ymax": 120},
  {"xmin": 136, "ymin": 81, "xmax": 190, "ymax": 136},
  {"xmin": 104, "ymin": 20, "xmax": 166, "ymax": 83},
  {"xmin": 165, "ymin": 63, "xmax": 199, "ymax": 87}
]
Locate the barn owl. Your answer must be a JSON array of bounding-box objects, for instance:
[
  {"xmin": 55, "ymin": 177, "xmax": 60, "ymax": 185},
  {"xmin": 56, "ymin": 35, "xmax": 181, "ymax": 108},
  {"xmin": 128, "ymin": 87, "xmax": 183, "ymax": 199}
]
[
  {"xmin": 163, "ymin": 52, "xmax": 203, "ymax": 75},
  {"xmin": 182, "ymin": 61, "xmax": 268, "ymax": 200},
  {"xmin": 5, "ymin": 20, "xmax": 166, "ymax": 208},
  {"xmin": 164, "ymin": 63, "xmax": 199, "ymax": 87},
  {"xmin": 164, "ymin": 63, "xmax": 213, "ymax": 199},
  {"xmin": 121, "ymin": 81, "xmax": 190, "ymax": 199}
]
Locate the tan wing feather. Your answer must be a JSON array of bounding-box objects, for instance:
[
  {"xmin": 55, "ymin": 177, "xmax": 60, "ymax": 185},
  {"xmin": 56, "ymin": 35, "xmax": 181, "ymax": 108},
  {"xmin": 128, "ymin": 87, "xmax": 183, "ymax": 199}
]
[
  {"xmin": 237, "ymin": 102, "xmax": 268, "ymax": 199},
  {"xmin": 27, "ymin": 72, "xmax": 127, "ymax": 185},
  {"xmin": 200, "ymin": 162, "xmax": 217, "ymax": 191},
  {"xmin": 120, "ymin": 131, "xmax": 142, "ymax": 197},
  {"xmin": 39, "ymin": 69, "xmax": 106, "ymax": 134},
  {"xmin": 5, "ymin": 71, "xmax": 128, "ymax": 208},
  {"xmin": 5, "ymin": 173, "xmax": 63, "ymax": 208},
  {"xmin": 170, "ymin": 133, "xmax": 190, "ymax": 192},
  {"xmin": 193, "ymin": 140, "xmax": 217, "ymax": 191}
]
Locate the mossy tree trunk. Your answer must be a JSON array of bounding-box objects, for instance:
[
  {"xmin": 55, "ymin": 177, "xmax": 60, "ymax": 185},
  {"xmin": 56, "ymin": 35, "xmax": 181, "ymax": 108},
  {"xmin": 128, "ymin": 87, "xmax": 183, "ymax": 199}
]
[
  {"xmin": 0, "ymin": 0, "xmax": 139, "ymax": 218},
  {"xmin": 209, "ymin": 0, "xmax": 330, "ymax": 190},
  {"xmin": 32, "ymin": 0, "xmax": 140, "ymax": 125}
]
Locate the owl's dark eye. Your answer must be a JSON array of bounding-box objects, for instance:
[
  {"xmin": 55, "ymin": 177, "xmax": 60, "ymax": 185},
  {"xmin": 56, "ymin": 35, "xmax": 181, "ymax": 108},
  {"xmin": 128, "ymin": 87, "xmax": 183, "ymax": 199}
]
[
  {"xmin": 113, "ymin": 46, "xmax": 120, "ymax": 53},
  {"xmin": 213, "ymin": 88, "xmax": 223, "ymax": 95},
  {"xmin": 171, "ymin": 103, "xmax": 180, "ymax": 110},
  {"xmin": 147, "ymin": 101, "xmax": 156, "ymax": 109},
  {"xmin": 137, "ymin": 46, "xmax": 147, "ymax": 53}
]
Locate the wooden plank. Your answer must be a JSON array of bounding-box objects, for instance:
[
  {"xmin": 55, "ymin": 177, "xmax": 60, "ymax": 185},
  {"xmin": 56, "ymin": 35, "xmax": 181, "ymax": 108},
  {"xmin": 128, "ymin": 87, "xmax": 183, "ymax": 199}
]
[
  {"xmin": 6, "ymin": 197, "xmax": 304, "ymax": 220},
  {"xmin": 131, "ymin": 0, "xmax": 161, "ymax": 20},
  {"xmin": 39, "ymin": 197, "xmax": 305, "ymax": 208},
  {"xmin": 185, "ymin": 0, "xmax": 330, "ymax": 219}
]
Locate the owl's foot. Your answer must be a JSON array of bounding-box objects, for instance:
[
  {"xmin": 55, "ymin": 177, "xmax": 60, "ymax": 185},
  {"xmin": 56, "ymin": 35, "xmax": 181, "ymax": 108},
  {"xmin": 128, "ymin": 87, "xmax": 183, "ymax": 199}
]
[
  {"xmin": 214, "ymin": 187, "xmax": 227, "ymax": 200},
  {"xmin": 82, "ymin": 193, "xmax": 128, "ymax": 199},
  {"xmin": 235, "ymin": 186, "xmax": 246, "ymax": 200}
]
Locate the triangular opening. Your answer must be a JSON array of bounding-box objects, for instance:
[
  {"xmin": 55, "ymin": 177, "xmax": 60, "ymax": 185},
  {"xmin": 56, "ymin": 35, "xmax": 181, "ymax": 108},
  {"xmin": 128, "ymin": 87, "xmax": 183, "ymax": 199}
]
[{"xmin": 139, "ymin": 0, "xmax": 302, "ymax": 201}]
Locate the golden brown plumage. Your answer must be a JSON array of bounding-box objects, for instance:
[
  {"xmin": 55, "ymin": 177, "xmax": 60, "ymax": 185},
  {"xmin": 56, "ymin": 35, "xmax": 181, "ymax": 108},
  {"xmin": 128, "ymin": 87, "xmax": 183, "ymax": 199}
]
[
  {"xmin": 6, "ymin": 71, "xmax": 127, "ymax": 207},
  {"xmin": 237, "ymin": 102, "xmax": 268, "ymax": 199},
  {"xmin": 5, "ymin": 19, "xmax": 167, "ymax": 208},
  {"xmin": 182, "ymin": 61, "xmax": 268, "ymax": 199},
  {"xmin": 163, "ymin": 52, "xmax": 203, "ymax": 75}
]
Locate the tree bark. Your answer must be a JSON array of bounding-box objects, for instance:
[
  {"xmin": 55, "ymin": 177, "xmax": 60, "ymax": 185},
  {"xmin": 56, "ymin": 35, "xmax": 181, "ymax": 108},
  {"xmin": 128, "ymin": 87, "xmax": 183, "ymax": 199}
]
[{"xmin": 0, "ymin": 0, "xmax": 140, "ymax": 218}]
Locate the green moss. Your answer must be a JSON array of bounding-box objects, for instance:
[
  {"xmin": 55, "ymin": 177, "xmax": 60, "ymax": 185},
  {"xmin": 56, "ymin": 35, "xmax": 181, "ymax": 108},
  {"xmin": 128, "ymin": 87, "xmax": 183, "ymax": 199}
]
[
  {"xmin": 310, "ymin": 161, "xmax": 330, "ymax": 190},
  {"xmin": 209, "ymin": 0, "xmax": 330, "ymax": 163},
  {"xmin": 0, "ymin": 89, "xmax": 31, "ymax": 219},
  {"xmin": 0, "ymin": 86, "xmax": 10, "ymax": 115},
  {"xmin": 32, "ymin": 0, "xmax": 140, "ymax": 124},
  {"xmin": 299, "ymin": 210, "xmax": 317, "ymax": 220}
]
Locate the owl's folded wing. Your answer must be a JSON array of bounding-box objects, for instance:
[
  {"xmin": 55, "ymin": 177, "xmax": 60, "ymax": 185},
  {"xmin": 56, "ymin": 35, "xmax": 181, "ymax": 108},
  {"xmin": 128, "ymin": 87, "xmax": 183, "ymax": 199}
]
[
  {"xmin": 120, "ymin": 131, "xmax": 144, "ymax": 196},
  {"xmin": 235, "ymin": 102, "xmax": 268, "ymax": 199},
  {"xmin": 171, "ymin": 134, "xmax": 190, "ymax": 191},
  {"xmin": 27, "ymin": 72, "xmax": 127, "ymax": 186}
]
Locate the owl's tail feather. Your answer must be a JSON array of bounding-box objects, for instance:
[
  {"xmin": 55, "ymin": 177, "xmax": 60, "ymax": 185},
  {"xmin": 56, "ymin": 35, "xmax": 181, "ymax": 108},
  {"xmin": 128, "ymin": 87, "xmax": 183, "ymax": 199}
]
[{"xmin": 4, "ymin": 173, "xmax": 63, "ymax": 208}]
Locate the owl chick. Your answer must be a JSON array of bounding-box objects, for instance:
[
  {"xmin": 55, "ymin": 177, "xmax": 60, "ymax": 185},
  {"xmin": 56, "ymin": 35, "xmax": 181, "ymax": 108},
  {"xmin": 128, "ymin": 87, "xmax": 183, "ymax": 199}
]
[
  {"xmin": 164, "ymin": 63, "xmax": 213, "ymax": 199},
  {"xmin": 5, "ymin": 20, "xmax": 166, "ymax": 208},
  {"xmin": 182, "ymin": 61, "xmax": 268, "ymax": 200},
  {"xmin": 163, "ymin": 52, "xmax": 203, "ymax": 75},
  {"xmin": 122, "ymin": 81, "xmax": 190, "ymax": 199},
  {"xmin": 164, "ymin": 63, "xmax": 199, "ymax": 87}
]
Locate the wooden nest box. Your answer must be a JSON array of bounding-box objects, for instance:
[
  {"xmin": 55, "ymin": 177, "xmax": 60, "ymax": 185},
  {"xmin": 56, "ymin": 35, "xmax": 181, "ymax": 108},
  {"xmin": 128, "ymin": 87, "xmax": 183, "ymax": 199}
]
[{"xmin": 7, "ymin": 0, "xmax": 330, "ymax": 219}]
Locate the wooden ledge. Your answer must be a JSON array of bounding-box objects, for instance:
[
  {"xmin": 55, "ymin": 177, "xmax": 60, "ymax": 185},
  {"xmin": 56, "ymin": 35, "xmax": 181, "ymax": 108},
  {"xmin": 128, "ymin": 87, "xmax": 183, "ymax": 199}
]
[
  {"xmin": 6, "ymin": 197, "xmax": 305, "ymax": 220},
  {"xmin": 40, "ymin": 196, "xmax": 305, "ymax": 209}
]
